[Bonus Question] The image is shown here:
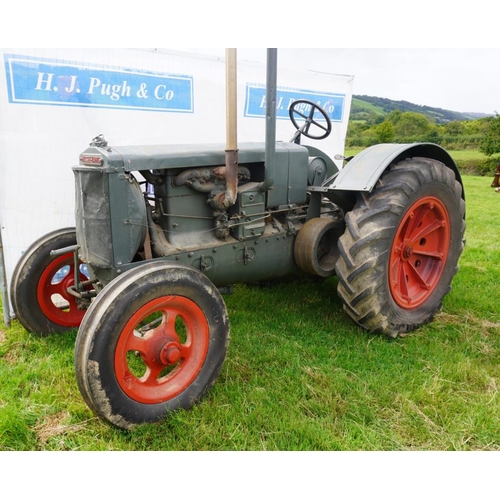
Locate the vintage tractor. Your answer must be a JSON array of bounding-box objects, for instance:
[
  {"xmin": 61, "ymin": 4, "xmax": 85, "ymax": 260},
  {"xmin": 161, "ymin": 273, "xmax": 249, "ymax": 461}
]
[{"xmin": 10, "ymin": 50, "xmax": 466, "ymax": 429}]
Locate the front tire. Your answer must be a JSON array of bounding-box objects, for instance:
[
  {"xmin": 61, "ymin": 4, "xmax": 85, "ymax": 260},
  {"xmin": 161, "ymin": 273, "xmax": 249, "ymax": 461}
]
[
  {"xmin": 335, "ymin": 157, "xmax": 465, "ymax": 337},
  {"xmin": 74, "ymin": 261, "xmax": 230, "ymax": 429}
]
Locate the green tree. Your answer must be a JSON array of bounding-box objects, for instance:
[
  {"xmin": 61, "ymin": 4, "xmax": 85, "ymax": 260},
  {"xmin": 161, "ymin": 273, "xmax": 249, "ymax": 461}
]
[
  {"xmin": 424, "ymin": 125, "xmax": 442, "ymax": 143},
  {"xmin": 444, "ymin": 121, "xmax": 464, "ymax": 136},
  {"xmin": 386, "ymin": 109, "xmax": 402, "ymax": 125},
  {"xmin": 463, "ymin": 118, "xmax": 490, "ymax": 135},
  {"xmin": 479, "ymin": 114, "xmax": 500, "ymax": 156},
  {"xmin": 394, "ymin": 112, "xmax": 432, "ymax": 139},
  {"xmin": 374, "ymin": 120, "xmax": 395, "ymax": 142}
]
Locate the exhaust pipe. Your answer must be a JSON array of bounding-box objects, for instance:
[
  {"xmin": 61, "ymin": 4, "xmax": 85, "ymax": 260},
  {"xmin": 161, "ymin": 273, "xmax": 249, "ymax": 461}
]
[
  {"xmin": 216, "ymin": 48, "xmax": 277, "ymax": 205},
  {"xmin": 258, "ymin": 48, "xmax": 277, "ymax": 193},
  {"xmin": 215, "ymin": 48, "xmax": 239, "ymax": 210}
]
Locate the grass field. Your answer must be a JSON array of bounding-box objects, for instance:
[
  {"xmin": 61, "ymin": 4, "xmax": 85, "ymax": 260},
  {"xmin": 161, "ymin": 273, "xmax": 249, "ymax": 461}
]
[
  {"xmin": 344, "ymin": 147, "xmax": 491, "ymax": 163},
  {"xmin": 1, "ymin": 175, "xmax": 499, "ymax": 451}
]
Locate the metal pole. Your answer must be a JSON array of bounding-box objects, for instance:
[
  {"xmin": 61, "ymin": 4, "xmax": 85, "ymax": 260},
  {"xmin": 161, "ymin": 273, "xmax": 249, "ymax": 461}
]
[
  {"xmin": 215, "ymin": 48, "xmax": 239, "ymax": 210},
  {"xmin": 259, "ymin": 48, "xmax": 277, "ymax": 193},
  {"xmin": 0, "ymin": 225, "xmax": 11, "ymax": 327},
  {"xmin": 225, "ymin": 48, "xmax": 238, "ymax": 153}
]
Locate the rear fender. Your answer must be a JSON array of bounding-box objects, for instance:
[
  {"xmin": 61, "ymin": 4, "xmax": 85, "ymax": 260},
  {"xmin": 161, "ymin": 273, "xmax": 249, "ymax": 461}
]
[{"xmin": 328, "ymin": 143, "xmax": 464, "ymax": 199}]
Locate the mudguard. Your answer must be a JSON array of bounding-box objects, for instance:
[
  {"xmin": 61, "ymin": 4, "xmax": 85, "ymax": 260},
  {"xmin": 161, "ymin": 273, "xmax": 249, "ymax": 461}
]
[{"xmin": 328, "ymin": 143, "xmax": 463, "ymax": 195}]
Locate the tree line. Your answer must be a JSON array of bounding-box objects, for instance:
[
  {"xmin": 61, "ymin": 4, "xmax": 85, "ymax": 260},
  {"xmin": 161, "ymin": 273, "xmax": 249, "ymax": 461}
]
[{"xmin": 346, "ymin": 110, "xmax": 500, "ymax": 157}]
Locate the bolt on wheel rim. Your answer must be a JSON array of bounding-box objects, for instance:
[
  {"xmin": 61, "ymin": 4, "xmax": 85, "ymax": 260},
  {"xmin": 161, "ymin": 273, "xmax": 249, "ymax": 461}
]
[
  {"xmin": 114, "ymin": 296, "xmax": 209, "ymax": 404},
  {"xmin": 389, "ymin": 196, "xmax": 450, "ymax": 309}
]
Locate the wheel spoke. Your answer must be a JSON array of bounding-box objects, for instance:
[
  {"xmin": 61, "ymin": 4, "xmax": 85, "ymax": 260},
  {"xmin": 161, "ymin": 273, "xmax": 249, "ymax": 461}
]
[
  {"xmin": 409, "ymin": 219, "xmax": 446, "ymax": 245},
  {"xmin": 405, "ymin": 205, "xmax": 427, "ymax": 237},
  {"xmin": 412, "ymin": 249, "xmax": 444, "ymax": 260},
  {"xmin": 397, "ymin": 261, "xmax": 410, "ymax": 299},
  {"xmin": 46, "ymin": 279, "xmax": 67, "ymax": 296},
  {"xmin": 179, "ymin": 343, "xmax": 192, "ymax": 359},
  {"xmin": 124, "ymin": 331, "xmax": 146, "ymax": 352},
  {"xmin": 407, "ymin": 260, "xmax": 430, "ymax": 290},
  {"xmin": 164, "ymin": 311, "xmax": 178, "ymax": 336}
]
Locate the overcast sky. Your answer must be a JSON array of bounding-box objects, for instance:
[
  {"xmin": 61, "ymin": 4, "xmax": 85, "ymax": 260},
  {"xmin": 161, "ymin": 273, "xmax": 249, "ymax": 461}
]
[
  {"xmin": 178, "ymin": 48, "xmax": 499, "ymax": 116},
  {"xmin": 2, "ymin": 2, "xmax": 498, "ymax": 116}
]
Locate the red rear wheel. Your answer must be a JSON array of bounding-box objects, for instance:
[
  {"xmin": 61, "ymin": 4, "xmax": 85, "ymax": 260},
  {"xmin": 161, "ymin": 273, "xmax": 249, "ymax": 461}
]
[
  {"xmin": 336, "ymin": 157, "xmax": 465, "ymax": 336},
  {"xmin": 389, "ymin": 196, "xmax": 450, "ymax": 309}
]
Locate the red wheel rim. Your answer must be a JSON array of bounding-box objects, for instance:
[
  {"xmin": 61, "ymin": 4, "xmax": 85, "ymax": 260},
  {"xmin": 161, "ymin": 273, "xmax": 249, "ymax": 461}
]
[
  {"xmin": 37, "ymin": 253, "xmax": 89, "ymax": 327},
  {"xmin": 389, "ymin": 196, "xmax": 450, "ymax": 309},
  {"xmin": 114, "ymin": 296, "xmax": 209, "ymax": 404}
]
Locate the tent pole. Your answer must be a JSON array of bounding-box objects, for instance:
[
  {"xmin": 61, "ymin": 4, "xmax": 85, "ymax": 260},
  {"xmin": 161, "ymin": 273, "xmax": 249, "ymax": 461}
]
[{"xmin": 0, "ymin": 226, "xmax": 11, "ymax": 327}]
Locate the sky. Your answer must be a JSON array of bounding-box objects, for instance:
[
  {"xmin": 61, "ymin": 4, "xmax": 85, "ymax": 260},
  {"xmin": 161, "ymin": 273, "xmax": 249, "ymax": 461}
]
[
  {"xmin": 177, "ymin": 48, "xmax": 499, "ymax": 116},
  {"xmin": 2, "ymin": 2, "xmax": 498, "ymax": 116}
]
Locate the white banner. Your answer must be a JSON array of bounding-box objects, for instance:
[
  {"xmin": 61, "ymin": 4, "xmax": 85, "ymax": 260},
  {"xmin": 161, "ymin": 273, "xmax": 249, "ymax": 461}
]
[{"xmin": 0, "ymin": 48, "xmax": 353, "ymax": 320}]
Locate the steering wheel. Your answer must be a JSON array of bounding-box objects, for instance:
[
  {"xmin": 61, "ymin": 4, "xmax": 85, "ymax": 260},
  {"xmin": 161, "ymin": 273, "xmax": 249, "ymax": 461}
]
[{"xmin": 289, "ymin": 99, "xmax": 332, "ymax": 143}]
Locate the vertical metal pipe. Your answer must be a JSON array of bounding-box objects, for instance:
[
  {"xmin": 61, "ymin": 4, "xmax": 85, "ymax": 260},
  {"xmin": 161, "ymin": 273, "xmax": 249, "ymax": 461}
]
[
  {"xmin": 217, "ymin": 48, "xmax": 238, "ymax": 209},
  {"xmin": 0, "ymin": 227, "xmax": 11, "ymax": 327},
  {"xmin": 226, "ymin": 48, "xmax": 238, "ymax": 152},
  {"xmin": 259, "ymin": 48, "xmax": 277, "ymax": 193}
]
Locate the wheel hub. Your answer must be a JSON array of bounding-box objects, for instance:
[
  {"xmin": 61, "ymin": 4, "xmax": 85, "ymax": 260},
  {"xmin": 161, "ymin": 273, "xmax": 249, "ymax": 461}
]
[
  {"xmin": 160, "ymin": 341, "xmax": 182, "ymax": 365},
  {"xmin": 402, "ymin": 240, "xmax": 414, "ymax": 259}
]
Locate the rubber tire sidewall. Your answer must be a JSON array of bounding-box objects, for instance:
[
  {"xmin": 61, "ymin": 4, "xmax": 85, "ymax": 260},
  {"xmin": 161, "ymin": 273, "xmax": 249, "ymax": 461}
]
[
  {"xmin": 74, "ymin": 261, "xmax": 230, "ymax": 429},
  {"xmin": 10, "ymin": 227, "xmax": 79, "ymax": 335}
]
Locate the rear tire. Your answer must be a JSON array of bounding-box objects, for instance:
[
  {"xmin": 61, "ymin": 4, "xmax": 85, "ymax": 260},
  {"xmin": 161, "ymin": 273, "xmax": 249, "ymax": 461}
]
[
  {"xmin": 74, "ymin": 261, "xmax": 230, "ymax": 429},
  {"xmin": 335, "ymin": 157, "xmax": 465, "ymax": 337}
]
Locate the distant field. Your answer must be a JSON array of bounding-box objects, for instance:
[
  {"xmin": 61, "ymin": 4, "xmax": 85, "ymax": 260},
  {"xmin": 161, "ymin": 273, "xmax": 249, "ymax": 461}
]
[
  {"xmin": 344, "ymin": 147, "xmax": 488, "ymax": 162},
  {"xmin": 1, "ymin": 175, "xmax": 499, "ymax": 451},
  {"xmin": 351, "ymin": 97, "xmax": 386, "ymax": 115},
  {"xmin": 446, "ymin": 150, "xmax": 489, "ymax": 162},
  {"xmin": 344, "ymin": 148, "xmax": 498, "ymax": 176}
]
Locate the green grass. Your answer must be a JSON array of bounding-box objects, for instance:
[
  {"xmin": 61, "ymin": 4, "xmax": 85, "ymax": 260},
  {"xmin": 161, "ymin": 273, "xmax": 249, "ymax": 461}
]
[
  {"xmin": 345, "ymin": 148, "xmax": 499, "ymax": 177},
  {"xmin": 1, "ymin": 175, "xmax": 499, "ymax": 451},
  {"xmin": 444, "ymin": 149, "xmax": 489, "ymax": 162},
  {"xmin": 345, "ymin": 147, "xmax": 489, "ymax": 162}
]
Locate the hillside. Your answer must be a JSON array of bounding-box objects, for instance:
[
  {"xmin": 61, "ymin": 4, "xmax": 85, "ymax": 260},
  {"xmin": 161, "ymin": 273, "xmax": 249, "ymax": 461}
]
[{"xmin": 352, "ymin": 95, "xmax": 491, "ymax": 124}]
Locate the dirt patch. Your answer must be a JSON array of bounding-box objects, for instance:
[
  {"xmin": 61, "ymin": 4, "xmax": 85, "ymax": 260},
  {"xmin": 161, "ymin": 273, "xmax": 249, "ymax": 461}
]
[
  {"xmin": 34, "ymin": 411, "xmax": 91, "ymax": 446},
  {"xmin": 481, "ymin": 320, "xmax": 500, "ymax": 330},
  {"xmin": 436, "ymin": 312, "xmax": 500, "ymax": 331},
  {"xmin": 0, "ymin": 329, "xmax": 5, "ymax": 343}
]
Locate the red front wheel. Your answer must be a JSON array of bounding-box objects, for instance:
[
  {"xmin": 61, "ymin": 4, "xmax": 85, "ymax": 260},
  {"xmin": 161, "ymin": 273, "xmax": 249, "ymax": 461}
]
[
  {"xmin": 74, "ymin": 261, "xmax": 229, "ymax": 429},
  {"xmin": 10, "ymin": 228, "xmax": 93, "ymax": 335},
  {"xmin": 115, "ymin": 295, "xmax": 209, "ymax": 404}
]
